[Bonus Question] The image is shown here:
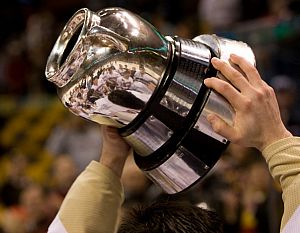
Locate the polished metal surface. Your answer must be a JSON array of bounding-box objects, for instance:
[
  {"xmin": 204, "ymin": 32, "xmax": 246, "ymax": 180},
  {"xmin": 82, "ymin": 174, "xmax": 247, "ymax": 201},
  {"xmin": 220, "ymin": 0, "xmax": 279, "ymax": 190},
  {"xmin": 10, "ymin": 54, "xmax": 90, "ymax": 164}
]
[
  {"xmin": 122, "ymin": 37, "xmax": 213, "ymax": 156},
  {"xmin": 193, "ymin": 34, "xmax": 256, "ymax": 81},
  {"xmin": 160, "ymin": 37, "xmax": 211, "ymax": 117},
  {"xmin": 194, "ymin": 90, "xmax": 234, "ymax": 143},
  {"xmin": 46, "ymin": 7, "xmax": 170, "ymax": 127},
  {"xmin": 192, "ymin": 34, "xmax": 255, "ymax": 143},
  {"xmin": 124, "ymin": 115, "xmax": 173, "ymax": 156},
  {"xmin": 145, "ymin": 145, "xmax": 210, "ymax": 194},
  {"xmin": 45, "ymin": 7, "xmax": 256, "ymax": 194}
]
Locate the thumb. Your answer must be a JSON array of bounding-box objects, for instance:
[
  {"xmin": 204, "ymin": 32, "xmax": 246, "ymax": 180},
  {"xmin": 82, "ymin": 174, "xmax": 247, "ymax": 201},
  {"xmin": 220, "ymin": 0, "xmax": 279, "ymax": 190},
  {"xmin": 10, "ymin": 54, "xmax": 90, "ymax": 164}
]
[
  {"xmin": 102, "ymin": 126, "xmax": 122, "ymax": 140},
  {"xmin": 207, "ymin": 114, "xmax": 235, "ymax": 141},
  {"xmin": 101, "ymin": 126, "xmax": 130, "ymax": 155}
]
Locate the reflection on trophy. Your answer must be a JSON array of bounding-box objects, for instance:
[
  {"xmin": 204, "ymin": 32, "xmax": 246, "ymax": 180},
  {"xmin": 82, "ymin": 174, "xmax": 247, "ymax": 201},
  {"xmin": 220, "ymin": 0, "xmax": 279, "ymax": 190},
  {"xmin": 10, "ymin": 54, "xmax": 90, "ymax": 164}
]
[{"xmin": 45, "ymin": 8, "xmax": 255, "ymax": 194}]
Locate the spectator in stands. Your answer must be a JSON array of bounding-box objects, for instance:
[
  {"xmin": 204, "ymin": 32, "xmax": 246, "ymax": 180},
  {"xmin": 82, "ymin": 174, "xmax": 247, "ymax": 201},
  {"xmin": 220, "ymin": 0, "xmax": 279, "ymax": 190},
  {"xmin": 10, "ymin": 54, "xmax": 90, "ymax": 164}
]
[
  {"xmin": 0, "ymin": 151, "xmax": 30, "ymax": 208},
  {"xmin": 1, "ymin": 183, "xmax": 49, "ymax": 233},
  {"xmin": 45, "ymin": 115, "xmax": 102, "ymax": 171},
  {"xmin": 269, "ymin": 75, "xmax": 300, "ymax": 136}
]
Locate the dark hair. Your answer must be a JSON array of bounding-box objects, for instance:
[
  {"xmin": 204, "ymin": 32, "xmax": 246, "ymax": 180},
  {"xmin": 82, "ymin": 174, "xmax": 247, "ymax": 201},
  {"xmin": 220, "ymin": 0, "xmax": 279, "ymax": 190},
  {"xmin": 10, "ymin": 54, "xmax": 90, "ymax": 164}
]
[{"xmin": 118, "ymin": 200, "xmax": 224, "ymax": 233}]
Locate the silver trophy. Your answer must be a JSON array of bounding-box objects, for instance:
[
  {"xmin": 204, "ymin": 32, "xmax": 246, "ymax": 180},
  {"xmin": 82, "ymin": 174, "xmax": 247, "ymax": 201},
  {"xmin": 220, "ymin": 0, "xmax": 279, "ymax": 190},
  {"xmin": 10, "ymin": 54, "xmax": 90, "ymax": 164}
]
[{"xmin": 45, "ymin": 8, "xmax": 255, "ymax": 194}]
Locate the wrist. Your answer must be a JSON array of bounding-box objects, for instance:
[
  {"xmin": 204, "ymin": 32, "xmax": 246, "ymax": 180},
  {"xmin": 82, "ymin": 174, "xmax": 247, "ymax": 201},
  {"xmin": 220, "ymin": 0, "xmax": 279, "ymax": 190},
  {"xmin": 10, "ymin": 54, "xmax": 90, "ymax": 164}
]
[
  {"xmin": 259, "ymin": 127, "xmax": 292, "ymax": 151},
  {"xmin": 99, "ymin": 147, "xmax": 131, "ymax": 178},
  {"xmin": 100, "ymin": 155, "xmax": 127, "ymax": 178}
]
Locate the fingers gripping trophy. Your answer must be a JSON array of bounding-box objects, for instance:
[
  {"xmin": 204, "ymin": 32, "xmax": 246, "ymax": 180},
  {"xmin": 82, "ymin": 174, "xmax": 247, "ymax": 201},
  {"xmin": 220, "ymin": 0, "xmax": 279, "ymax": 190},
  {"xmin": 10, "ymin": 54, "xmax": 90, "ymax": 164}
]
[{"xmin": 45, "ymin": 8, "xmax": 255, "ymax": 194}]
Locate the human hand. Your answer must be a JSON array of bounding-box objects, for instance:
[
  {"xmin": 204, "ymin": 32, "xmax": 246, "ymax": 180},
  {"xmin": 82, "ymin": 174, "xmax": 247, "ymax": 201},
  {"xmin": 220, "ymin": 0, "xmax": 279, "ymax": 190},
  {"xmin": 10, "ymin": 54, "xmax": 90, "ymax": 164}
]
[
  {"xmin": 204, "ymin": 54, "xmax": 292, "ymax": 151},
  {"xmin": 99, "ymin": 126, "xmax": 131, "ymax": 177}
]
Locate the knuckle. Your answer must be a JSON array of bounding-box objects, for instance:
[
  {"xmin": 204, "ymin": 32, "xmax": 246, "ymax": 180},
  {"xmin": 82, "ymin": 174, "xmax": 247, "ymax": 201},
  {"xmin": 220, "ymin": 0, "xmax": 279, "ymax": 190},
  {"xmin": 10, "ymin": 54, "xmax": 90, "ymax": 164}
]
[
  {"xmin": 256, "ymin": 90, "xmax": 265, "ymax": 100},
  {"xmin": 255, "ymin": 85, "xmax": 274, "ymax": 100},
  {"xmin": 231, "ymin": 133, "xmax": 243, "ymax": 145},
  {"xmin": 241, "ymin": 59, "xmax": 258, "ymax": 75},
  {"xmin": 248, "ymin": 66, "xmax": 259, "ymax": 76},
  {"xmin": 266, "ymin": 85, "xmax": 276, "ymax": 97},
  {"xmin": 254, "ymin": 69, "xmax": 261, "ymax": 78},
  {"xmin": 242, "ymin": 98, "xmax": 253, "ymax": 110},
  {"xmin": 218, "ymin": 81, "xmax": 231, "ymax": 92}
]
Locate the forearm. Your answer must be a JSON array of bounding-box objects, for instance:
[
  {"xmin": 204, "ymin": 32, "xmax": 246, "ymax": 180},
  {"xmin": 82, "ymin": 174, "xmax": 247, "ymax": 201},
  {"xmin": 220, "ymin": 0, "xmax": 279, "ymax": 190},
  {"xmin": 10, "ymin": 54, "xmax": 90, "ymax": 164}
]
[
  {"xmin": 49, "ymin": 161, "xmax": 124, "ymax": 233},
  {"xmin": 262, "ymin": 137, "xmax": 300, "ymax": 230},
  {"xmin": 99, "ymin": 126, "xmax": 130, "ymax": 178}
]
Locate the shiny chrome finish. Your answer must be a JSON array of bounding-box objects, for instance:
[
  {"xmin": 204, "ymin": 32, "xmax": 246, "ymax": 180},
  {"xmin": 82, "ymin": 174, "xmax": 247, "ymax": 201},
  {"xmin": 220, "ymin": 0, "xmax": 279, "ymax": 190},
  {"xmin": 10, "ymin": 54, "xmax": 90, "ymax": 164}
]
[
  {"xmin": 194, "ymin": 91, "xmax": 234, "ymax": 143},
  {"xmin": 193, "ymin": 34, "xmax": 256, "ymax": 81},
  {"xmin": 45, "ymin": 7, "xmax": 256, "ymax": 194},
  {"xmin": 191, "ymin": 34, "xmax": 255, "ymax": 144},
  {"xmin": 46, "ymin": 7, "xmax": 169, "ymax": 127},
  {"xmin": 145, "ymin": 145, "xmax": 210, "ymax": 194},
  {"xmin": 160, "ymin": 37, "xmax": 211, "ymax": 117},
  {"xmin": 124, "ymin": 115, "xmax": 173, "ymax": 156}
]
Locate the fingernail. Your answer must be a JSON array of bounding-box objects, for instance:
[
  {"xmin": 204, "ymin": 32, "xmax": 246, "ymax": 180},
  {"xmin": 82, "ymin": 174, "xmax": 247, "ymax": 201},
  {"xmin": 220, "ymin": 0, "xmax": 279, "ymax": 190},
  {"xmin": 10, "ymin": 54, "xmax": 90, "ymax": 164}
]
[
  {"xmin": 204, "ymin": 77, "xmax": 217, "ymax": 86},
  {"xmin": 230, "ymin": 54, "xmax": 238, "ymax": 60},
  {"xmin": 203, "ymin": 79, "xmax": 209, "ymax": 87},
  {"xmin": 211, "ymin": 57, "xmax": 219, "ymax": 64},
  {"xmin": 211, "ymin": 58, "xmax": 220, "ymax": 68}
]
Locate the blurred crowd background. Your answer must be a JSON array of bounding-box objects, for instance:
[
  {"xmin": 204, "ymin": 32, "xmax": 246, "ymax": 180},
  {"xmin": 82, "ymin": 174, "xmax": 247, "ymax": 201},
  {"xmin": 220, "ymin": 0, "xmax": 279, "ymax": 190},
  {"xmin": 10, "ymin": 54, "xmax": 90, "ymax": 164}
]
[{"xmin": 1, "ymin": 0, "xmax": 300, "ymax": 232}]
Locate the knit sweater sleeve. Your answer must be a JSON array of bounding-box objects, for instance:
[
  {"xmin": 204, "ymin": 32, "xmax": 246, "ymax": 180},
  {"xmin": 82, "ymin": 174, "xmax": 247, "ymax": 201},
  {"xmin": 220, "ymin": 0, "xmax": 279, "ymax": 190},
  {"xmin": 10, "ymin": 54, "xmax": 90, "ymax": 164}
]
[
  {"xmin": 262, "ymin": 137, "xmax": 300, "ymax": 232},
  {"xmin": 48, "ymin": 160, "xmax": 124, "ymax": 233}
]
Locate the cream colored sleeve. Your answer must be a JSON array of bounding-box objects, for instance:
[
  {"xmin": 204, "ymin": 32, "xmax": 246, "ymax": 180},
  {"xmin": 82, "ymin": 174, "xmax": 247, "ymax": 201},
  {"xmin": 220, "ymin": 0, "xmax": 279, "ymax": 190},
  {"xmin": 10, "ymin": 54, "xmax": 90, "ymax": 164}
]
[
  {"xmin": 262, "ymin": 137, "xmax": 300, "ymax": 231},
  {"xmin": 54, "ymin": 160, "xmax": 124, "ymax": 233}
]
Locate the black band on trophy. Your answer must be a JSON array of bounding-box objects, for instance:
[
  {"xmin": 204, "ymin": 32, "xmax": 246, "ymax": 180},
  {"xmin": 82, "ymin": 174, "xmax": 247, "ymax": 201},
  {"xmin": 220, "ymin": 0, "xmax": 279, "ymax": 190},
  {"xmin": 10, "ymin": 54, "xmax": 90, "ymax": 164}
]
[
  {"xmin": 134, "ymin": 37, "xmax": 218, "ymax": 171},
  {"xmin": 133, "ymin": 86, "xmax": 210, "ymax": 171},
  {"xmin": 45, "ymin": 7, "xmax": 255, "ymax": 194},
  {"xmin": 118, "ymin": 41, "xmax": 179, "ymax": 136}
]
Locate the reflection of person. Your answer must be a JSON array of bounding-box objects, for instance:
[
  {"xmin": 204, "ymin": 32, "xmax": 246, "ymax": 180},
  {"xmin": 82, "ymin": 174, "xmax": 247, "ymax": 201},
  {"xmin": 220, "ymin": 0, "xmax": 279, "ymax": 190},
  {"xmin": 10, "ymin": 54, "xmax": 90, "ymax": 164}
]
[
  {"xmin": 48, "ymin": 55, "xmax": 300, "ymax": 232},
  {"xmin": 116, "ymin": 70, "xmax": 133, "ymax": 90},
  {"xmin": 108, "ymin": 90, "xmax": 145, "ymax": 110},
  {"xmin": 133, "ymin": 66, "xmax": 153, "ymax": 83},
  {"xmin": 132, "ymin": 66, "xmax": 156, "ymax": 94},
  {"xmin": 92, "ymin": 89, "xmax": 146, "ymax": 124}
]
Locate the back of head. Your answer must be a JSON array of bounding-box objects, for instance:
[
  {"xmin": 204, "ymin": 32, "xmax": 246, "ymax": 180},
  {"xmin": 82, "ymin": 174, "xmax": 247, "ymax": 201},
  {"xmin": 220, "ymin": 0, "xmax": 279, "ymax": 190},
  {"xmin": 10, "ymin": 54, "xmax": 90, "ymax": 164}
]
[{"xmin": 118, "ymin": 200, "xmax": 224, "ymax": 233}]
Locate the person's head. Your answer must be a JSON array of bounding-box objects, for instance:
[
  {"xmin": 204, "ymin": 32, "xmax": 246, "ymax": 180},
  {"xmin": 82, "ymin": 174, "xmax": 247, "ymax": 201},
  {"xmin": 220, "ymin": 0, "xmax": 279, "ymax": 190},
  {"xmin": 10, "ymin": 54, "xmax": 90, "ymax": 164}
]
[
  {"xmin": 118, "ymin": 200, "xmax": 224, "ymax": 233},
  {"xmin": 20, "ymin": 183, "xmax": 46, "ymax": 218},
  {"xmin": 139, "ymin": 65, "xmax": 145, "ymax": 74},
  {"xmin": 51, "ymin": 154, "xmax": 78, "ymax": 193},
  {"xmin": 92, "ymin": 78, "xmax": 98, "ymax": 85},
  {"xmin": 123, "ymin": 70, "xmax": 131, "ymax": 79},
  {"xmin": 270, "ymin": 75, "xmax": 297, "ymax": 110}
]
